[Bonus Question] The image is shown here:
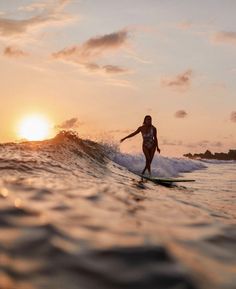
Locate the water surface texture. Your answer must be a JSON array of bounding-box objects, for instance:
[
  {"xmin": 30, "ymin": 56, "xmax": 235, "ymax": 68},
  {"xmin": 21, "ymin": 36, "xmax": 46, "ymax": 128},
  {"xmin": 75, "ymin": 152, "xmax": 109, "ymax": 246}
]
[{"xmin": 0, "ymin": 133, "xmax": 235, "ymax": 289}]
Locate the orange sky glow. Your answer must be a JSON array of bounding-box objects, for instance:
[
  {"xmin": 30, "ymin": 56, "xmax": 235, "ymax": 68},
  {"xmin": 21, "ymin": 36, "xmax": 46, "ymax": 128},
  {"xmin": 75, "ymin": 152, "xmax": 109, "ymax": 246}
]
[{"xmin": 0, "ymin": 0, "xmax": 236, "ymax": 156}]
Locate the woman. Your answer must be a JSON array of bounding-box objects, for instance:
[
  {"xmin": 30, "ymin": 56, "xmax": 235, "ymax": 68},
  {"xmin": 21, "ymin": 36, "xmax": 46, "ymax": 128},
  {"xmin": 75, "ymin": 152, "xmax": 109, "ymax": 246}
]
[{"xmin": 120, "ymin": 115, "xmax": 161, "ymax": 176}]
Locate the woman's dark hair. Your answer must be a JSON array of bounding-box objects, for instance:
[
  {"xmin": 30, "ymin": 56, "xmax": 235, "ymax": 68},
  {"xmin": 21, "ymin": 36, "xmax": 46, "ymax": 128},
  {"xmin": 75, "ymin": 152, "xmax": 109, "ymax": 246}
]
[{"xmin": 143, "ymin": 115, "xmax": 152, "ymax": 125}]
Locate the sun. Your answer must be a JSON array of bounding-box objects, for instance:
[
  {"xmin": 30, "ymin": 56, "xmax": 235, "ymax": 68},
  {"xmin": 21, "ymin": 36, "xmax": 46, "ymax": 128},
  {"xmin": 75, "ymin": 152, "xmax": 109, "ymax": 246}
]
[{"xmin": 18, "ymin": 115, "xmax": 51, "ymax": 141}]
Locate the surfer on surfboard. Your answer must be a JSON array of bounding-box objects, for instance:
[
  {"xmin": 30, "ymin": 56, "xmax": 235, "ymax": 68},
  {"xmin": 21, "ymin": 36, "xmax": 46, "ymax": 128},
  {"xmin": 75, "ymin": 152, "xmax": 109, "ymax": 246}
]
[{"xmin": 120, "ymin": 115, "xmax": 161, "ymax": 176}]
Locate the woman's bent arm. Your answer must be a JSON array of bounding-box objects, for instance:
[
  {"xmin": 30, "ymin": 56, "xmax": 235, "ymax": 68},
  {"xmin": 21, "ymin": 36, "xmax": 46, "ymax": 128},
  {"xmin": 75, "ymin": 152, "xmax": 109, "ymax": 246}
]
[{"xmin": 154, "ymin": 127, "xmax": 161, "ymax": 153}]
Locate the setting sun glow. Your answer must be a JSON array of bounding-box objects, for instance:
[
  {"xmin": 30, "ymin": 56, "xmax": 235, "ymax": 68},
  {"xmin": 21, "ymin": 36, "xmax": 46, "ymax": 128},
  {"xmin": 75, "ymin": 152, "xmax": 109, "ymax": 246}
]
[{"xmin": 18, "ymin": 115, "xmax": 51, "ymax": 141}]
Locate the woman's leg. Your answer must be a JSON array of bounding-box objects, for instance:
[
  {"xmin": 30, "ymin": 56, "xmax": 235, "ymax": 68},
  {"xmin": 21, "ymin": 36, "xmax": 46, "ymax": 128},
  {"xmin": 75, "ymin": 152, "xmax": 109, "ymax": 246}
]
[
  {"xmin": 149, "ymin": 145, "xmax": 156, "ymax": 175},
  {"xmin": 142, "ymin": 145, "xmax": 151, "ymax": 175}
]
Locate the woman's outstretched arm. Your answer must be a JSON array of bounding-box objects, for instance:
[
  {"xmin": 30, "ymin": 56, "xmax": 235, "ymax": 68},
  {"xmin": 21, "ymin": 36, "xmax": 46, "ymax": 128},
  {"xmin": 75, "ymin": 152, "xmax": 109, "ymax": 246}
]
[{"xmin": 120, "ymin": 127, "xmax": 141, "ymax": 143}]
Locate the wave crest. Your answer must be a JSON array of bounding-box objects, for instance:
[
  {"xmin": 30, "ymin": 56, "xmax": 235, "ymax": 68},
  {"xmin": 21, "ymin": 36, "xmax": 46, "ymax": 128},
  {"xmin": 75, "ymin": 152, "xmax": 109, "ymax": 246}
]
[{"xmin": 0, "ymin": 131, "xmax": 205, "ymax": 177}]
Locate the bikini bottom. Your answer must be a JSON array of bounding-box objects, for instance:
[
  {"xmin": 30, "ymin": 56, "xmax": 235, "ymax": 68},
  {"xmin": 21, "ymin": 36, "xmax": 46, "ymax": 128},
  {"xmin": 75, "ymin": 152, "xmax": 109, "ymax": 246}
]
[{"xmin": 143, "ymin": 141, "xmax": 155, "ymax": 150}]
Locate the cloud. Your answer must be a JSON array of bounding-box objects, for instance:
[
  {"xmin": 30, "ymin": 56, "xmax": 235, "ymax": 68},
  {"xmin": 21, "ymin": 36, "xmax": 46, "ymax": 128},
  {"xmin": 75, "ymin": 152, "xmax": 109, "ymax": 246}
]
[
  {"xmin": 52, "ymin": 29, "xmax": 131, "ymax": 74},
  {"xmin": 53, "ymin": 29, "xmax": 129, "ymax": 60},
  {"xmin": 230, "ymin": 111, "xmax": 236, "ymax": 122},
  {"xmin": 176, "ymin": 21, "xmax": 192, "ymax": 30},
  {"xmin": 0, "ymin": 0, "xmax": 73, "ymax": 39},
  {"xmin": 3, "ymin": 46, "xmax": 28, "ymax": 57},
  {"xmin": 108, "ymin": 129, "xmax": 131, "ymax": 134},
  {"xmin": 212, "ymin": 141, "xmax": 223, "ymax": 147},
  {"xmin": 212, "ymin": 31, "xmax": 236, "ymax": 46},
  {"xmin": 18, "ymin": 2, "xmax": 51, "ymax": 12},
  {"xmin": 19, "ymin": 0, "xmax": 71, "ymax": 13},
  {"xmin": 185, "ymin": 140, "xmax": 223, "ymax": 149},
  {"xmin": 161, "ymin": 139, "xmax": 183, "ymax": 146},
  {"xmin": 161, "ymin": 70, "xmax": 193, "ymax": 89},
  {"xmin": 175, "ymin": 110, "xmax": 188, "ymax": 118},
  {"xmin": 84, "ymin": 63, "xmax": 130, "ymax": 74},
  {"xmin": 55, "ymin": 117, "xmax": 82, "ymax": 130},
  {"xmin": 103, "ymin": 65, "xmax": 130, "ymax": 74},
  {"xmin": 83, "ymin": 30, "xmax": 129, "ymax": 53},
  {"xmin": 104, "ymin": 78, "xmax": 136, "ymax": 88}
]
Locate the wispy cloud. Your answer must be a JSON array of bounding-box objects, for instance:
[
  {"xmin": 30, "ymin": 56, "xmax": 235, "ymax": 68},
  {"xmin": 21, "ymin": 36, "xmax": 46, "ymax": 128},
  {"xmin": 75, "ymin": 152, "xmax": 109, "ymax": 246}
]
[
  {"xmin": 163, "ymin": 139, "xmax": 227, "ymax": 152},
  {"xmin": 18, "ymin": 0, "xmax": 71, "ymax": 13},
  {"xmin": 18, "ymin": 2, "xmax": 50, "ymax": 13},
  {"xmin": 176, "ymin": 21, "xmax": 192, "ymax": 30},
  {"xmin": 185, "ymin": 140, "xmax": 223, "ymax": 149},
  {"xmin": 212, "ymin": 141, "xmax": 223, "ymax": 147},
  {"xmin": 3, "ymin": 46, "xmax": 28, "ymax": 57},
  {"xmin": 55, "ymin": 117, "xmax": 82, "ymax": 130},
  {"xmin": 0, "ymin": 0, "xmax": 73, "ymax": 39},
  {"xmin": 161, "ymin": 69, "xmax": 193, "ymax": 89},
  {"xmin": 212, "ymin": 31, "xmax": 236, "ymax": 46},
  {"xmin": 161, "ymin": 138, "xmax": 183, "ymax": 146},
  {"xmin": 230, "ymin": 111, "xmax": 236, "ymax": 122},
  {"xmin": 108, "ymin": 129, "xmax": 131, "ymax": 134},
  {"xmin": 52, "ymin": 29, "xmax": 132, "ymax": 74},
  {"xmin": 83, "ymin": 63, "xmax": 130, "ymax": 74},
  {"xmin": 175, "ymin": 110, "xmax": 188, "ymax": 118},
  {"xmin": 104, "ymin": 78, "xmax": 135, "ymax": 89},
  {"xmin": 53, "ymin": 29, "xmax": 129, "ymax": 59},
  {"xmin": 103, "ymin": 65, "xmax": 130, "ymax": 74}
]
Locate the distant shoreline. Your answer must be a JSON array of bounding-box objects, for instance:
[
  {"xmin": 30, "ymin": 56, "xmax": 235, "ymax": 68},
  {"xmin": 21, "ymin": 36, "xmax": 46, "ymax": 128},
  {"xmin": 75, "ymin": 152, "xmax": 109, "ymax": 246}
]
[{"xmin": 184, "ymin": 149, "xmax": 236, "ymax": 161}]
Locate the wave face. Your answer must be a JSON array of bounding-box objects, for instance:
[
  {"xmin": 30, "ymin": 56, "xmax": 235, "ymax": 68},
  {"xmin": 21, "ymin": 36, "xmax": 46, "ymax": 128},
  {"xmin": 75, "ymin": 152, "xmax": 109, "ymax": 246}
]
[
  {"xmin": 0, "ymin": 131, "xmax": 235, "ymax": 289},
  {"xmin": 0, "ymin": 131, "xmax": 205, "ymax": 178}
]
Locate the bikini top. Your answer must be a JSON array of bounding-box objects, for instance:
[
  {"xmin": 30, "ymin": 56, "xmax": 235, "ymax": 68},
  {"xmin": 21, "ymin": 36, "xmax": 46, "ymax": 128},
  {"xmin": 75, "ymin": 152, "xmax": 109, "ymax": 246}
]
[{"xmin": 142, "ymin": 127, "xmax": 154, "ymax": 140}]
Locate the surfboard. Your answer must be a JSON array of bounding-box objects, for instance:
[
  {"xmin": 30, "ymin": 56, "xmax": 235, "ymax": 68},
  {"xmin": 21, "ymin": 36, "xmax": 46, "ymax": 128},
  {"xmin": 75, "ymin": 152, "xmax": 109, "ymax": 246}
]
[{"xmin": 140, "ymin": 175, "xmax": 195, "ymax": 185}]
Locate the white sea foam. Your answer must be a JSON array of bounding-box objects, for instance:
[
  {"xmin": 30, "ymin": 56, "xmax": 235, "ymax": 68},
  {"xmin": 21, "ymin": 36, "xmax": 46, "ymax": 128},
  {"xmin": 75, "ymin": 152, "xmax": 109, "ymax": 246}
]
[
  {"xmin": 198, "ymin": 159, "xmax": 236, "ymax": 164},
  {"xmin": 112, "ymin": 152, "xmax": 205, "ymax": 177}
]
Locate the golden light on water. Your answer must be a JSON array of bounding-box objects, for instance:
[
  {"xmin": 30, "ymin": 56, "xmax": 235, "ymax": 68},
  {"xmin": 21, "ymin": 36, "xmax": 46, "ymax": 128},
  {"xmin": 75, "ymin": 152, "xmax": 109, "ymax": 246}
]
[{"xmin": 18, "ymin": 115, "xmax": 52, "ymax": 141}]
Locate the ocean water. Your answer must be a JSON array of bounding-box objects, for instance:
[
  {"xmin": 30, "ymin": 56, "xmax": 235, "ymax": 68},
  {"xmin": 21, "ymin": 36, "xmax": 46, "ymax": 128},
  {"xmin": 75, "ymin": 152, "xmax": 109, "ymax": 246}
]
[{"xmin": 0, "ymin": 132, "xmax": 235, "ymax": 289}]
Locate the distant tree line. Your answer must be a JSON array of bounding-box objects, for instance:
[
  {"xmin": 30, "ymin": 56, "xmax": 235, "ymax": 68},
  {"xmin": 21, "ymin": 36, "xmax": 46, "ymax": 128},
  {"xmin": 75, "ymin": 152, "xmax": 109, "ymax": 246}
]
[{"xmin": 184, "ymin": 149, "xmax": 236, "ymax": 160}]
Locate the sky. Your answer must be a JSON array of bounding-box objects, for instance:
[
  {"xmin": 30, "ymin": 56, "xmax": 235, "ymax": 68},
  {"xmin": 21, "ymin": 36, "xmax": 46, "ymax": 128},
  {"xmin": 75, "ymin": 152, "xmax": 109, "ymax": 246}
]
[{"xmin": 0, "ymin": 0, "xmax": 236, "ymax": 156}]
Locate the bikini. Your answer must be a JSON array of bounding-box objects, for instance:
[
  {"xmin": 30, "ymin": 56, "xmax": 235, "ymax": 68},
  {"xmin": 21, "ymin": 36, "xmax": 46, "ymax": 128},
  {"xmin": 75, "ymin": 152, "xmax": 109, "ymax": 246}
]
[{"xmin": 142, "ymin": 127, "xmax": 155, "ymax": 149}]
